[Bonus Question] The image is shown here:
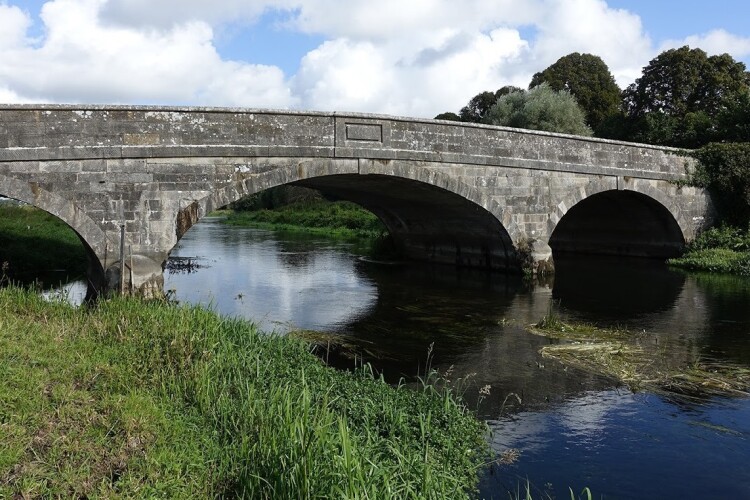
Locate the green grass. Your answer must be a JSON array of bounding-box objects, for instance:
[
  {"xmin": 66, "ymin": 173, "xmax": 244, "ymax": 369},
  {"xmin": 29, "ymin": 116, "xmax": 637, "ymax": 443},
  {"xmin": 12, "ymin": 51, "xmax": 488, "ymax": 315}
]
[
  {"xmin": 669, "ymin": 226, "xmax": 750, "ymax": 276},
  {"xmin": 509, "ymin": 481, "xmax": 593, "ymax": 500},
  {"xmin": 223, "ymin": 200, "xmax": 387, "ymax": 240},
  {"xmin": 0, "ymin": 204, "xmax": 88, "ymax": 283},
  {"xmin": 0, "ymin": 286, "xmax": 489, "ymax": 498},
  {"xmin": 668, "ymin": 247, "xmax": 750, "ymax": 275}
]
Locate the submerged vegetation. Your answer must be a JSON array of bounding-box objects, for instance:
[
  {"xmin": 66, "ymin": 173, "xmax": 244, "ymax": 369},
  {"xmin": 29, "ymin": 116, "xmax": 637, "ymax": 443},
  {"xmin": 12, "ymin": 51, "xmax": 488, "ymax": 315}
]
[
  {"xmin": 669, "ymin": 226, "xmax": 750, "ymax": 276},
  {"xmin": 530, "ymin": 311, "xmax": 750, "ymax": 398},
  {"xmin": 0, "ymin": 203, "xmax": 87, "ymax": 284},
  {"xmin": 0, "ymin": 286, "xmax": 489, "ymax": 498}
]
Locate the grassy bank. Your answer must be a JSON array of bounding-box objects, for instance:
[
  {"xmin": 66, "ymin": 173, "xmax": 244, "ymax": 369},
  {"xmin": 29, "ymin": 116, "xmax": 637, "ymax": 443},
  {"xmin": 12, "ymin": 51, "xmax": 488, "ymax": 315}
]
[
  {"xmin": 0, "ymin": 204, "xmax": 88, "ymax": 284},
  {"xmin": 669, "ymin": 226, "xmax": 750, "ymax": 276},
  {"xmin": 0, "ymin": 287, "xmax": 488, "ymax": 498},
  {"xmin": 223, "ymin": 200, "xmax": 387, "ymax": 240}
]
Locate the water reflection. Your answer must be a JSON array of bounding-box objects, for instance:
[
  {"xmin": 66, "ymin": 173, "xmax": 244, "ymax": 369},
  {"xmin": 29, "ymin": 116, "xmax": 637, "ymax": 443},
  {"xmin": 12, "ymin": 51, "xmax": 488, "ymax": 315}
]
[
  {"xmin": 691, "ymin": 273, "xmax": 750, "ymax": 364},
  {"xmin": 162, "ymin": 218, "xmax": 750, "ymax": 499},
  {"xmin": 552, "ymin": 255, "xmax": 687, "ymax": 318},
  {"xmin": 42, "ymin": 277, "xmax": 88, "ymax": 304},
  {"xmin": 166, "ymin": 220, "xmax": 378, "ymax": 332},
  {"xmin": 482, "ymin": 390, "xmax": 750, "ymax": 499}
]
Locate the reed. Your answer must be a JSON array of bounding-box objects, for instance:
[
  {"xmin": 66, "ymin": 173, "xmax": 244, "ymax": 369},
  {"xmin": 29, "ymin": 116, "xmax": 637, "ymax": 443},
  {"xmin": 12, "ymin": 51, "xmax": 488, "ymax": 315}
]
[{"xmin": 0, "ymin": 286, "xmax": 488, "ymax": 498}]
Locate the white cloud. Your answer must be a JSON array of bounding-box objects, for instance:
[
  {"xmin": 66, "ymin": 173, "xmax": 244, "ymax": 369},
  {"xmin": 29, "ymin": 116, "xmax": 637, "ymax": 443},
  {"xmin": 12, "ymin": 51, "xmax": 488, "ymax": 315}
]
[
  {"xmin": 0, "ymin": 85, "xmax": 37, "ymax": 104},
  {"xmin": 660, "ymin": 29, "xmax": 750, "ymax": 60},
  {"xmin": 0, "ymin": 4, "xmax": 31, "ymax": 49},
  {"xmin": 100, "ymin": 0, "xmax": 280, "ymax": 28},
  {"xmin": 288, "ymin": 0, "xmax": 542, "ymax": 41},
  {"xmin": 0, "ymin": 0, "xmax": 295, "ymax": 106},
  {"xmin": 285, "ymin": 0, "xmax": 655, "ymax": 115},
  {"xmin": 197, "ymin": 62, "xmax": 296, "ymax": 108},
  {"xmin": 292, "ymin": 27, "xmax": 530, "ymax": 116},
  {"xmin": 0, "ymin": 0, "xmax": 747, "ymax": 116},
  {"xmin": 530, "ymin": 0, "xmax": 653, "ymax": 86}
]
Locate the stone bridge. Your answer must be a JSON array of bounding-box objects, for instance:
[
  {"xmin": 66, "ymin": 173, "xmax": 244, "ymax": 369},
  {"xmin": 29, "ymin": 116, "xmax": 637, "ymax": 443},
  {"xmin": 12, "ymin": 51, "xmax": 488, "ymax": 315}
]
[{"xmin": 0, "ymin": 105, "xmax": 712, "ymax": 297}]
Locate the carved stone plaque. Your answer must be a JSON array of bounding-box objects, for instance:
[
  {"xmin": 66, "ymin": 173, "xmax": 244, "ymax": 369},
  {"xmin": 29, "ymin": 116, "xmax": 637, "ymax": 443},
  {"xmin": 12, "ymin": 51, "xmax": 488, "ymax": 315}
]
[{"xmin": 345, "ymin": 123, "xmax": 383, "ymax": 142}]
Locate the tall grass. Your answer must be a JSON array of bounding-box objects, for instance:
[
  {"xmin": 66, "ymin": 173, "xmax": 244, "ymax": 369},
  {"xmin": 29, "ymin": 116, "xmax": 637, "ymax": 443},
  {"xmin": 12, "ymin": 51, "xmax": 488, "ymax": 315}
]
[
  {"xmin": 223, "ymin": 200, "xmax": 387, "ymax": 240},
  {"xmin": 0, "ymin": 287, "xmax": 488, "ymax": 498}
]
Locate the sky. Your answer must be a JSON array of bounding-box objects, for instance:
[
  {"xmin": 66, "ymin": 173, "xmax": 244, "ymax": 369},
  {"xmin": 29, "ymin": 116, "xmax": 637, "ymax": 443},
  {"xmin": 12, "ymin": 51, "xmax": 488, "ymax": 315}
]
[{"xmin": 0, "ymin": 0, "xmax": 749, "ymax": 118}]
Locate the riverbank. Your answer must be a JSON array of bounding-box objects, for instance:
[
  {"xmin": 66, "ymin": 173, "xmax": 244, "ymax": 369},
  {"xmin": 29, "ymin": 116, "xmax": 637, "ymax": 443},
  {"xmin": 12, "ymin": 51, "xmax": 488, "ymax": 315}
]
[
  {"xmin": 669, "ymin": 226, "xmax": 750, "ymax": 276},
  {"xmin": 0, "ymin": 286, "xmax": 489, "ymax": 498},
  {"xmin": 222, "ymin": 199, "xmax": 387, "ymax": 240},
  {"xmin": 0, "ymin": 204, "xmax": 87, "ymax": 284}
]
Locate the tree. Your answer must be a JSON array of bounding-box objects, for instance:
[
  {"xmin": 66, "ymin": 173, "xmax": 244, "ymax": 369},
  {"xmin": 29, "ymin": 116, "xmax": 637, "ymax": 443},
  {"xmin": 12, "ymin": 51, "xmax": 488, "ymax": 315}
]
[
  {"xmin": 458, "ymin": 86, "xmax": 523, "ymax": 123},
  {"xmin": 622, "ymin": 46, "xmax": 750, "ymax": 147},
  {"xmin": 716, "ymin": 89, "xmax": 750, "ymax": 142},
  {"xmin": 529, "ymin": 53, "xmax": 621, "ymax": 133},
  {"xmin": 623, "ymin": 110, "xmax": 715, "ymax": 148},
  {"xmin": 484, "ymin": 83, "xmax": 593, "ymax": 136},
  {"xmin": 459, "ymin": 91, "xmax": 497, "ymax": 122},
  {"xmin": 434, "ymin": 111, "xmax": 461, "ymax": 121},
  {"xmin": 690, "ymin": 143, "xmax": 750, "ymax": 227}
]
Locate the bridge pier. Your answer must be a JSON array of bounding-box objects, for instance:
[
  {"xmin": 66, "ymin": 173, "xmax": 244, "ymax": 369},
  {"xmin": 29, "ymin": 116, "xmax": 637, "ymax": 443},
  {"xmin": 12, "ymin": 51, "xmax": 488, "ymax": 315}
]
[
  {"xmin": 104, "ymin": 255, "xmax": 166, "ymax": 298},
  {"xmin": 519, "ymin": 239, "xmax": 555, "ymax": 276}
]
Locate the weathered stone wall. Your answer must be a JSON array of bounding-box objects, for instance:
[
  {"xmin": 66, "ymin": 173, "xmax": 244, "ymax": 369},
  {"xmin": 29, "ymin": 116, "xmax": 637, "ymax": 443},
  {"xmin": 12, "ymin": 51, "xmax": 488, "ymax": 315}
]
[{"xmin": 0, "ymin": 105, "xmax": 712, "ymax": 295}]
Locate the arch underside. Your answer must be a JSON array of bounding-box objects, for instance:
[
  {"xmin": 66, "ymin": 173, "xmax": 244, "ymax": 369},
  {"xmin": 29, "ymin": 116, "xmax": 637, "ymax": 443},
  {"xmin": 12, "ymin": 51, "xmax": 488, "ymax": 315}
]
[
  {"xmin": 0, "ymin": 185, "xmax": 107, "ymax": 299},
  {"xmin": 293, "ymin": 174, "xmax": 518, "ymax": 271},
  {"xmin": 550, "ymin": 189, "xmax": 686, "ymax": 259}
]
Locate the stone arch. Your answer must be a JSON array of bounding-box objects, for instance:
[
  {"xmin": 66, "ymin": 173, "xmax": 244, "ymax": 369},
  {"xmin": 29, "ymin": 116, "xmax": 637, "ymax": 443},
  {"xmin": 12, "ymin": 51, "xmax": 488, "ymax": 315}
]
[
  {"xmin": 626, "ymin": 181, "xmax": 692, "ymax": 237},
  {"xmin": 548, "ymin": 177, "xmax": 690, "ymax": 240},
  {"xmin": 0, "ymin": 173, "xmax": 109, "ymax": 294},
  {"xmin": 184, "ymin": 158, "xmax": 520, "ymax": 271},
  {"xmin": 548, "ymin": 178, "xmax": 686, "ymax": 258},
  {"xmin": 357, "ymin": 159, "xmax": 522, "ymax": 246}
]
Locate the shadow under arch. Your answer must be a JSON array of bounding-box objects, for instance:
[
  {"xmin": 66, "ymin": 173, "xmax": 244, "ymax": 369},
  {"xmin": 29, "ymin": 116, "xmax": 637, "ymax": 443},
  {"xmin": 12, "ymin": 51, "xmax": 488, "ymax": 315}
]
[
  {"xmin": 549, "ymin": 188, "xmax": 686, "ymax": 259},
  {"xmin": 298, "ymin": 174, "xmax": 518, "ymax": 270},
  {"xmin": 0, "ymin": 179, "xmax": 108, "ymax": 299},
  {"xmin": 187, "ymin": 161, "xmax": 520, "ymax": 272}
]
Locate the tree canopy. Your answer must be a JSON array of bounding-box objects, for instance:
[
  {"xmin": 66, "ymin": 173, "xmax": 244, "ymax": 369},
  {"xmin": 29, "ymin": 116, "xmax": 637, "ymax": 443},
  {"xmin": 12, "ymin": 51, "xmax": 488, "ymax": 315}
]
[
  {"xmin": 484, "ymin": 83, "xmax": 593, "ymax": 136},
  {"xmin": 624, "ymin": 46, "xmax": 749, "ymax": 118},
  {"xmin": 716, "ymin": 88, "xmax": 750, "ymax": 142},
  {"xmin": 433, "ymin": 111, "xmax": 461, "ymax": 121},
  {"xmin": 620, "ymin": 46, "xmax": 750, "ymax": 147},
  {"xmin": 459, "ymin": 91, "xmax": 498, "ymax": 123},
  {"xmin": 529, "ymin": 52, "xmax": 621, "ymax": 133},
  {"xmin": 457, "ymin": 86, "xmax": 523, "ymax": 123},
  {"xmin": 690, "ymin": 142, "xmax": 750, "ymax": 227}
]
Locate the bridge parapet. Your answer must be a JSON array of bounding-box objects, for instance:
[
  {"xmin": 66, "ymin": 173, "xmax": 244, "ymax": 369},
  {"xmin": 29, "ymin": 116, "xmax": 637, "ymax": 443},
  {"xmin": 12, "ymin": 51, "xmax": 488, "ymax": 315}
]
[
  {"xmin": 0, "ymin": 105, "xmax": 710, "ymax": 297},
  {"xmin": 0, "ymin": 105, "xmax": 691, "ymax": 181}
]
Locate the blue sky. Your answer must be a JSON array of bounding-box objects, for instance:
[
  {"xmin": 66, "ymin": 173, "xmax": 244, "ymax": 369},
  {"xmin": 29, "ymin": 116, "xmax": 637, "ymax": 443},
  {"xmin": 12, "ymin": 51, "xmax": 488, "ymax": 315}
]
[
  {"xmin": 1, "ymin": 0, "xmax": 748, "ymax": 116},
  {"xmin": 608, "ymin": 1, "xmax": 748, "ymax": 42}
]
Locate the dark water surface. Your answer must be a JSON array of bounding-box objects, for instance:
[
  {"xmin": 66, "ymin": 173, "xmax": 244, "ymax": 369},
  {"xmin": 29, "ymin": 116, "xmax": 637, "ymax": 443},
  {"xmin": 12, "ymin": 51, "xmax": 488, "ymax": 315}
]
[{"xmin": 165, "ymin": 218, "xmax": 750, "ymax": 499}]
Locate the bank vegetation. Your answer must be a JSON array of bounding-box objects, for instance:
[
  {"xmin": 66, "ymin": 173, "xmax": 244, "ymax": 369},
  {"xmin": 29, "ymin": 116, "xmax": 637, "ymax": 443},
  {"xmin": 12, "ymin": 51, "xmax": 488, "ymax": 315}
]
[
  {"xmin": 0, "ymin": 286, "xmax": 488, "ymax": 498},
  {"xmin": 0, "ymin": 203, "xmax": 87, "ymax": 285}
]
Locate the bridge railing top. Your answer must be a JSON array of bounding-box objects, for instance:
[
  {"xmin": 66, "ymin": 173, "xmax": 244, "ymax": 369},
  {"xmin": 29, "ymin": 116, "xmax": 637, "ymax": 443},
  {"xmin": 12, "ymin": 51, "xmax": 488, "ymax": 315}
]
[
  {"xmin": 0, "ymin": 104, "xmax": 694, "ymax": 181},
  {"xmin": 0, "ymin": 103, "xmax": 685, "ymax": 153}
]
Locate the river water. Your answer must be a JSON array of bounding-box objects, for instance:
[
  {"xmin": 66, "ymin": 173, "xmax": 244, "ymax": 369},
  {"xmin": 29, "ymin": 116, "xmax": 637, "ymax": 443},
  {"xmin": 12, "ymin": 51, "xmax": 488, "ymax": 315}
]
[{"xmin": 97, "ymin": 217, "xmax": 750, "ymax": 498}]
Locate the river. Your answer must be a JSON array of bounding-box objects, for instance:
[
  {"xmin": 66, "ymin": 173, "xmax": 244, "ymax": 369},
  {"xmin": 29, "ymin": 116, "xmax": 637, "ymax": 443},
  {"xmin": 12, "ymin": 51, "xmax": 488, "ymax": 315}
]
[{"xmin": 58, "ymin": 216, "xmax": 750, "ymax": 499}]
